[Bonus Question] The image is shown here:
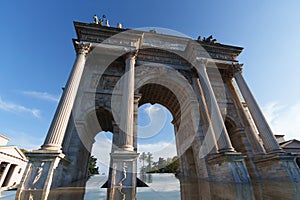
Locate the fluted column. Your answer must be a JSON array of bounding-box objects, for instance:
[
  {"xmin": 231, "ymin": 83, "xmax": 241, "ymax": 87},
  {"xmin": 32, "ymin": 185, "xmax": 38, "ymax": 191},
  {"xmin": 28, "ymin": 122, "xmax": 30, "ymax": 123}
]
[
  {"xmin": 41, "ymin": 42, "xmax": 92, "ymax": 151},
  {"xmin": 226, "ymin": 79, "xmax": 266, "ymax": 155},
  {"xmin": 233, "ymin": 64, "xmax": 283, "ymax": 153},
  {"xmin": 192, "ymin": 77, "xmax": 218, "ymax": 154},
  {"xmin": 133, "ymin": 94, "xmax": 141, "ymax": 152},
  {"xmin": 112, "ymin": 123, "xmax": 120, "ymax": 152},
  {"xmin": 119, "ymin": 53, "xmax": 136, "ymax": 151},
  {"xmin": 195, "ymin": 59, "xmax": 235, "ymax": 152}
]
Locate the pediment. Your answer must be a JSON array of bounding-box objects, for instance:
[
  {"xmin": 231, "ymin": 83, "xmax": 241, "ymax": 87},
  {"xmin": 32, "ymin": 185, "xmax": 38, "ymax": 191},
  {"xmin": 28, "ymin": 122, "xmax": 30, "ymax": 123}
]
[{"xmin": 0, "ymin": 146, "xmax": 27, "ymax": 160}]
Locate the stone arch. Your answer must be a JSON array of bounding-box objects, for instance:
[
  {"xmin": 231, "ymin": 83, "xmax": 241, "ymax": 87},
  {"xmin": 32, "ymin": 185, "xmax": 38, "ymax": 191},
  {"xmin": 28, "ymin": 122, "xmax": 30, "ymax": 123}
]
[
  {"xmin": 135, "ymin": 64, "xmax": 207, "ymax": 178},
  {"xmin": 135, "ymin": 63, "xmax": 200, "ymax": 134},
  {"xmin": 60, "ymin": 105, "xmax": 117, "ymax": 185}
]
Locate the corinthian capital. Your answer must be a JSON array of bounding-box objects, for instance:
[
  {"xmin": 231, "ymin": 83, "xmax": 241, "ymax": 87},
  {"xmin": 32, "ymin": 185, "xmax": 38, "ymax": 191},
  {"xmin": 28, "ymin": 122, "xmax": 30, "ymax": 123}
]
[
  {"xmin": 75, "ymin": 41, "xmax": 92, "ymax": 55},
  {"xmin": 232, "ymin": 63, "xmax": 243, "ymax": 74}
]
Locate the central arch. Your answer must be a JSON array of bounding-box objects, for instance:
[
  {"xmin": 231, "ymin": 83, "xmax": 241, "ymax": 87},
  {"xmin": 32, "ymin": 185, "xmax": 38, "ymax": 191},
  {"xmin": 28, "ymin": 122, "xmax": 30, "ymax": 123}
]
[{"xmin": 134, "ymin": 63, "xmax": 207, "ymax": 178}]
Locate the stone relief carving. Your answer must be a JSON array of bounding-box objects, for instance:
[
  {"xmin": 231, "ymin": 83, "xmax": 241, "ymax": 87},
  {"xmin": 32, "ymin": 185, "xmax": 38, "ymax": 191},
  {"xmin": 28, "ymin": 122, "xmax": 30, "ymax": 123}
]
[
  {"xmin": 232, "ymin": 162, "xmax": 249, "ymax": 183},
  {"xmin": 33, "ymin": 162, "xmax": 45, "ymax": 185},
  {"xmin": 118, "ymin": 162, "xmax": 127, "ymax": 187}
]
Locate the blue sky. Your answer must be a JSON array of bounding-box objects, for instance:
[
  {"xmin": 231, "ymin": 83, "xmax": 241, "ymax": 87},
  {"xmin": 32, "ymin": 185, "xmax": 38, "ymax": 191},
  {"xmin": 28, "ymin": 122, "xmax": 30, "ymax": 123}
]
[{"xmin": 1, "ymin": 1, "xmax": 300, "ymax": 171}]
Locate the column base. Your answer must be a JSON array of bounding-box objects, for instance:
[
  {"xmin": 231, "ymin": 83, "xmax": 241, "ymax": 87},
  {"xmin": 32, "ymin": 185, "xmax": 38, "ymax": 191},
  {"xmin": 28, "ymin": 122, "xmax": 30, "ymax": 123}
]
[
  {"xmin": 121, "ymin": 145, "xmax": 134, "ymax": 152},
  {"xmin": 15, "ymin": 150, "xmax": 70, "ymax": 200},
  {"xmin": 40, "ymin": 144, "xmax": 62, "ymax": 152},
  {"xmin": 207, "ymin": 152, "xmax": 251, "ymax": 183}
]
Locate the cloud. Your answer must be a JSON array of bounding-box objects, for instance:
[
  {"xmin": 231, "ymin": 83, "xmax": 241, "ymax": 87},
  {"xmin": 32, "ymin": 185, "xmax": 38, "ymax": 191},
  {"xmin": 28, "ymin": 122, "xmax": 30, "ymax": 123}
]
[
  {"xmin": 0, "ymin": 97, "xmax": 41, "ymax": 118},
  {"xmin": 138, "ymin": 104, "xmax": 168, "ymax": 139},
  {"xmin": 6, "ymin": 130, "xmax": 43, "ymax": 150},
  {"xmin": 91, "ymin": 133, "xmax": 113, "ymax": 174},
  {"xmin": 21, "ymin": 91, "xmax": 60, "ymax": 102},
  {"xmin": 262, "ymin": 101, "xmax": 300, "ymax": 140}
]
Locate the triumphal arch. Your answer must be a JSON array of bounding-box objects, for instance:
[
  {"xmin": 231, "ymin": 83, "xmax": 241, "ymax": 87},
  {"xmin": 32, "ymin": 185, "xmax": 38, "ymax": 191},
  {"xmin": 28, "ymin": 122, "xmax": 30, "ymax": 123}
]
[{"xmin": 16, "ymin": 20, "xmax": 300, "ymax": 199}]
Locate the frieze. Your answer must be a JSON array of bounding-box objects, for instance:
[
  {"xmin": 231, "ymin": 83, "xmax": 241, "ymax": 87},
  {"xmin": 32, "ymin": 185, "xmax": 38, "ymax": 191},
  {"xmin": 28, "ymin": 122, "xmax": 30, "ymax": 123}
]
[
  {"xmin": 97, "ymin": 75, "xmax": 121, "ymax": 90},
  {"xmin": 142, "ymin": 37, "xmax": 187, "ymax": 51},
  {"xmin": 137, "ymin": 49, "xmax": 190, "ymax": 66}
]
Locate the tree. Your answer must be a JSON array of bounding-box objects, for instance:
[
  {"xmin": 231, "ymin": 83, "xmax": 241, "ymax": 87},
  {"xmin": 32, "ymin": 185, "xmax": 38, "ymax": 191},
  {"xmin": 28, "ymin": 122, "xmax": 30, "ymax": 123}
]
[
  {"xmin": 88, "ymin": 155, "xmax": 99, "ymax": 175},
  {"xmin": 164, "ymin": 156, "xmax": 179, "ymax": 173},
  {"xmin": 157, "ymin": 157, "xmax": 167, "ymax": 172},
  {"xmin": 146, "ymin": 152, "xmax": 153, "ymax": 172},
  {"xmin": 139, "ymin": 152, "xmax": 147, "ymax": 173},
  {"xmin": 20, "ymin": 148, "xmax": 27, "ymax": 154}
]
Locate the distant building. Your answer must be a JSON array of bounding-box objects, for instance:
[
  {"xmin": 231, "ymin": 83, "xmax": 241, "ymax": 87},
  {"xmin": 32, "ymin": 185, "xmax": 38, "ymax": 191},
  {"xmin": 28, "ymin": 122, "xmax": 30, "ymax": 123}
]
[
  {"xmin": 0, "ymin": 134, "xmax": 28, "ymax": 190},
  {"xmin": 275, "ymin": 135, "xmax": 300, "ymax": 168}
]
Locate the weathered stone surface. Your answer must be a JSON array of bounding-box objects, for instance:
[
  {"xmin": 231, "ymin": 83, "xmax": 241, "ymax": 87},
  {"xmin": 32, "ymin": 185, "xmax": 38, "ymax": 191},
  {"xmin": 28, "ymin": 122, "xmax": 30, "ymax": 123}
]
[{"xmin": 16, "ymin": 21, "xmax": 300, "ymax": 200}]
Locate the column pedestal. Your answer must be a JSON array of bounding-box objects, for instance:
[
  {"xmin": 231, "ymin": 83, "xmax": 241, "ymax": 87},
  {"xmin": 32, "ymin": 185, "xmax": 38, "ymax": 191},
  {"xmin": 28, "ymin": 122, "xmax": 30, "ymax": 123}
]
[
  {"xmin": 207, "ymin": 152, "xmax": 251, "ymax": 183},
  {"xmin": 109, "ymin": 151, "xmax": 139, "ymax": 188},
  {"xmin": 15, "ymin": 151, "xmax": 70, "ymax": 200},
  {"xmin": 254, "ymin": 154, "xmax": 300, "ymax": 182}
]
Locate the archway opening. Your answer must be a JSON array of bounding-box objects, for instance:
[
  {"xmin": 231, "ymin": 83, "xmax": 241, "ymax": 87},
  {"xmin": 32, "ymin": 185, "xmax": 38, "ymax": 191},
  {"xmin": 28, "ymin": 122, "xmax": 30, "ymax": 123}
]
[
  {"xmin": 136, "ymin": 82, "xmax": 199, "ymax": 179},
  {"xmin": 137, "ymin": 103, "xmax": 178, "ymax": 175},
  {"xmin": 92, "ymin": 131, "xmax": 113, "ymax": 176}
]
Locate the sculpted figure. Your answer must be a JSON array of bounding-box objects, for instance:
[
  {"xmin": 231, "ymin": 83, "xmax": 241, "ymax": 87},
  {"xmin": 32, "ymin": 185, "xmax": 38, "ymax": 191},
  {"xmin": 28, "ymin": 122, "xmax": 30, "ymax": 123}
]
[{"xmin": 93, "ymin": 15, "xmax": 99, "ymax": 24}]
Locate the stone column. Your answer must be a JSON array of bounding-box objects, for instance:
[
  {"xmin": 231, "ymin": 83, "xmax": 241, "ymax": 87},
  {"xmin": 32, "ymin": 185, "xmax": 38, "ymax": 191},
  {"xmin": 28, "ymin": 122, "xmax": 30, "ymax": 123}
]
[
  {"xmin": 192, "ymin": 77, "xmax": 218, "ymax": 154},
  {"xmin": 41, "ymin": 42, "xmax": 92, "ymax": 151},
  {"xmin": 233, "ymin": 64, "xmax": 283, "ymax": 153},
  {"xmin": 0, "ymin": 163, "xmax": 11, "ymax": 187},
  {"xmin": 195, "ymin": 59, "xmax": 235, "ymax": 152},
  {"xmin": 112, "ymin": 123, "xmax": 120, "ymax": 152},
  {"xmin": 226, "ymin": 79, "xmax": 266, "ymax": 155},
  {"xmin": 133, "ymin": 94, "xmax": 141, "ymax": 152},
  {"xmin": 119, "ymin": 53, "xmax": 136, "ymax": 151}
]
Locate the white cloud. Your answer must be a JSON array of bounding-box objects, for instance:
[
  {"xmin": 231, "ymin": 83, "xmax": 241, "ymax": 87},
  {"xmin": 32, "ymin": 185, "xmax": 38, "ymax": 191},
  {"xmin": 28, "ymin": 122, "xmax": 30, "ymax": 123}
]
[
  {"xmin": 0, "ymin": 97, "xmax": 41, "ymax": 118},
  {"xmin": 138, "ymin": 104, "xmax": 168, "ymax": 139},
  {"xmin": 21, "ymin": 91, "xmax": 60, "ymax": 102},
  {"xmin": 6, "ymin": 130, "xmax": 43, "ymax": 150},
  {"xmin": 91, "ymin": 133, "xmax": 113, "ymax": 174},
  {"xmin": 262, "ymin": 101, "xmax": 300, "ymax": 140}
]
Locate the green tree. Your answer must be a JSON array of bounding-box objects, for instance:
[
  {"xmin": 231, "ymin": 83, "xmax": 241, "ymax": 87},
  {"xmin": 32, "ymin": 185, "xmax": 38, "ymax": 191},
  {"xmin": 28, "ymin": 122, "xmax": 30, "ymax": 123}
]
[
  {"xmin": 88, "ymin": 155, "xmax": 99, "ymax": 175},
  {"xmin": 20, "ymin": 148, "xmax": 27, "ymax": 154},
  {"xmin": 164, "ymin": 156, "xmax": 179, "ymax": 173}
]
